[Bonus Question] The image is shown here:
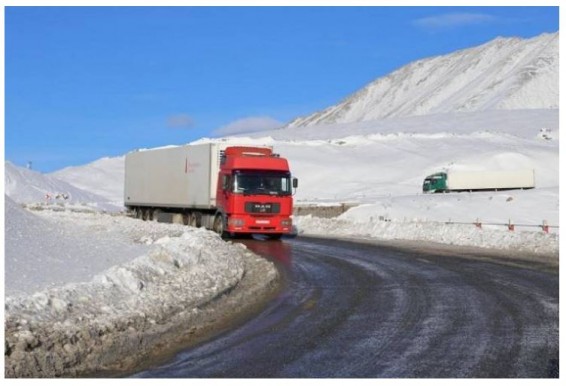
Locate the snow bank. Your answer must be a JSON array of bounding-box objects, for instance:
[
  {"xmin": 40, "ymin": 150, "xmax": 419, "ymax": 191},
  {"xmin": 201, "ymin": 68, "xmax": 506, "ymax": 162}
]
[
  {"xmin": 4, "ymin": 203, "xmax": 279, "ymax": 377},
  {"xmin": 294, "ymin": 214, "xmax": 558, "ymax": 258},
  {"xmin": 5, "ymin": 197, "xmax": 147, "ymax": 295},
  {"xmin": 5, "ymin": 210, "xmax": 246, "ymax": 319}
]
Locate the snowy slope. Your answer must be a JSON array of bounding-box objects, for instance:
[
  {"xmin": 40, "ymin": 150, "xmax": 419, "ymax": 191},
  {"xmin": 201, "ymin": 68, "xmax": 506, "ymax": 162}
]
[
  {"xmin": 50, "ymin": 156, "xmax": 125, "ymax": 205},
  {"xmin": 288, "ymin": 33, "xmax": 558, "ymax": 127},
  {"xmin": 5, "ymin": 195, "xmax": 148, "ymax": 295},
  {"xmin": 5, "ymin": 161, "xmax": 120, "ymax": 211}
]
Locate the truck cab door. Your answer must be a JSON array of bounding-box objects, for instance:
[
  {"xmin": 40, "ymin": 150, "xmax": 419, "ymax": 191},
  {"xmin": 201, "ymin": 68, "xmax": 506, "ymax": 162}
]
[{"xmin": 216, "ymin": 173, "xmax": 231, "ymax": 210}]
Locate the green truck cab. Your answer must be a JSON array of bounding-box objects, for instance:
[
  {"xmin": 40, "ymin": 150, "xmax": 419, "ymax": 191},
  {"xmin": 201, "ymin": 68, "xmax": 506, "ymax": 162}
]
[{"xmin": 422, "ymin": 172, "xmax": 447, "ymax": 193}]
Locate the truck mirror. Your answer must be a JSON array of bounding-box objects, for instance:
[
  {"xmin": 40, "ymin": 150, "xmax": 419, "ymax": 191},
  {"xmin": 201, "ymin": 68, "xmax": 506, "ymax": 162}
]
[{"xmin": 293, "ymin": 178, "xmax": 298, "ymax": 188}]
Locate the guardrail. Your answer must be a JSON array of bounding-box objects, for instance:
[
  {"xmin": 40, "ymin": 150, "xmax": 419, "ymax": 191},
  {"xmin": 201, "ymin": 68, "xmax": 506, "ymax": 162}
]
[
  {"xmin": 444, "ymin": 219, "xmax": 558, "ymax": 233},
  {"xmin": 373, "ymin": 215, "xmax": 558, "ymax": 233}
]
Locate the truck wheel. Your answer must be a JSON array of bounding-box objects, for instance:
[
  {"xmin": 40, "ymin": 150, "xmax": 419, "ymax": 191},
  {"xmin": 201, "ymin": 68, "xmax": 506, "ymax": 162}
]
[
  {"xmin": 188, "ymin": 213, "xmax": 198, "ymax": 228},
  {"xmin": 213, "ymin": 215, "xmax": 226, "ymax": 238}
]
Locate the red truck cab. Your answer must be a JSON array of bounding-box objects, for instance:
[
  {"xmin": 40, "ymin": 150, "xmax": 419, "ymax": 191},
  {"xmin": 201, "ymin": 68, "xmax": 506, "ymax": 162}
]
[{"xmin": 214, "ymin": 146, "xmax": 297, "ymax": 239}]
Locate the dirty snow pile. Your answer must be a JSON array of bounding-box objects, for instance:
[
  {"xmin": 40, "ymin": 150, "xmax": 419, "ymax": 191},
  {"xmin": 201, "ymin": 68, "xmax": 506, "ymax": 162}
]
[{"xmin": 4, "ymin": 194, "xmax": 277, "ymax": 376}]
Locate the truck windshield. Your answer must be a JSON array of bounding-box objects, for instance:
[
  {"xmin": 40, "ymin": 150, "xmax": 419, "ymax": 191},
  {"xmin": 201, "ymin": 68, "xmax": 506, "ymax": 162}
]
[{"xmin": 233, "ymin": 171, "xmax": 292, "ymax": 196}]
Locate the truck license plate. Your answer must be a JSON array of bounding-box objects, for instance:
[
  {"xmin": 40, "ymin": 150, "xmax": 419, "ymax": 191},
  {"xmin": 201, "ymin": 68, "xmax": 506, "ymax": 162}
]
[{"xmin": 256, "ymin": 219, "xmax": 270, "ymax": 224}]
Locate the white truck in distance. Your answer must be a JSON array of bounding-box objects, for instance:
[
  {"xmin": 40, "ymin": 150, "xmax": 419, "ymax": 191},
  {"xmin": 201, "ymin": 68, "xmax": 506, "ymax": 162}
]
[{"xmin": 422, "ymin": 169, "xmax": 535, "ymax": 193}]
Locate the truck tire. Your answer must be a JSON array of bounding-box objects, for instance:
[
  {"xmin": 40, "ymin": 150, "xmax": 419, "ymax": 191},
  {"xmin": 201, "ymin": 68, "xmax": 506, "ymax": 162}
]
[
  {"xmin": 213, "ymin": 214, "xmax": 226, "ymax": 238},
  {"xmin": 188, "ymin": 212, "xmax": 198, "ymax": 228}
]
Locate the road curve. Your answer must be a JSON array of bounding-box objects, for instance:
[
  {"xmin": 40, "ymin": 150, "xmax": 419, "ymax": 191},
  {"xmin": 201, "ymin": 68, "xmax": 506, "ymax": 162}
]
[{"xmin": 134, "ymin": 236, "xmax": 559, "ymax": 378}]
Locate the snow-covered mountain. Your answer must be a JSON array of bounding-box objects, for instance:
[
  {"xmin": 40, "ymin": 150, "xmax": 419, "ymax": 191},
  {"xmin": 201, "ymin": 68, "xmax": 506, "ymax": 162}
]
[{"xmin": 287, "ymin": 32, "xmax": 558, "ymax": 127}]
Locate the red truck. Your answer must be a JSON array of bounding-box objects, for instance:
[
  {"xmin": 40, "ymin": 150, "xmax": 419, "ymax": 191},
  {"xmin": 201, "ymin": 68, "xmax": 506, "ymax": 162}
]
[{"xmin": 124, "ymin": 143, "xmax": 297, "ymax": 239}]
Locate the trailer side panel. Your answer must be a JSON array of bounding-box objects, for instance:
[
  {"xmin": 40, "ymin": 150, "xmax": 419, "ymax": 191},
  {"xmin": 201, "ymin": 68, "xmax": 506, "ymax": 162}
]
[
  {"xmin": 124, "ymin": 144, "xmax": 220, "ymax": 209},
  {"xmin": 447, "ymin": 170, "xmax": 535, "ymax": 191}
]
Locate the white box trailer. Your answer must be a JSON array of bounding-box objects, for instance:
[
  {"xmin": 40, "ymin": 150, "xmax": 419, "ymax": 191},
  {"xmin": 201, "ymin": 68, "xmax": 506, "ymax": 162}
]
[
  {"xmin": 448, "ymin": 170, "xmax": 535, "ymax": 191},
  {"xmin": 423, "ymin": 169, "xmax": 535, "ymax": 193},
  {"xmin": 124, "ymin": 143, "xmax": 229, "ymax": 209}
]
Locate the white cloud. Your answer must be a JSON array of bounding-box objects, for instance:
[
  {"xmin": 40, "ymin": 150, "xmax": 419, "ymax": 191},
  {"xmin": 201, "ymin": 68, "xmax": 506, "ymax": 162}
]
[
  {"xmin": 167, "ymin": 114, "xmax": 194, "ymax": 129},
  {"xmin": 413, "ymin": 13, "xmax": 497, "ymax": 29},
  {"xmin": 213, "ymin": 116, "xmax": 283, "ymax": 136}
]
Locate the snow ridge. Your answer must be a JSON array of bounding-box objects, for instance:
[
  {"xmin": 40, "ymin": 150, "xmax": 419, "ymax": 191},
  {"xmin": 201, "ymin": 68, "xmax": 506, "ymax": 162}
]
[
  {"xmin": 288, "ymin": 33, "xmax": 558, "ymax": 127},
  {"xmin": 51, "ymin": 156, "xmax": 126, "ymax": 205},
  {"xmin": 5, "ymin": 161, "xmax": 119, "ymax": 211}
]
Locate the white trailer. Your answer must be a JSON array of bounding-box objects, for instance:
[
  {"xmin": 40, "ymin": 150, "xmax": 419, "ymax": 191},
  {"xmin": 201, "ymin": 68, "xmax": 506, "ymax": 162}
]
[
  {"xmin": 423, "ymin": 169, "xmax": 535, "ymax": 193},
  {"xmin": 124, "ymin": 143, "xmax": 229, "ymax": 210}
]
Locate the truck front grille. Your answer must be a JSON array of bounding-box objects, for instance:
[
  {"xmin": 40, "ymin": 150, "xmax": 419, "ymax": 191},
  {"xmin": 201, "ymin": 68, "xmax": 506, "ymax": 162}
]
[{"xmin": 245, "ymin": 202, "xmax": 280, "ymax": 214}]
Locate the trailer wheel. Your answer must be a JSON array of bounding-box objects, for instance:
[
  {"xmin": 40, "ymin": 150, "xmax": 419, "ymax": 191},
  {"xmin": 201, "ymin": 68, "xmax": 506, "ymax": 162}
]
[
  {"xmin": 213, "ymin": 214, "xmax": 226, "ymax": 238},
  {"xmin": 188, "ymin": 213, "xmax": 198, "ymax": 228},
  {"xmin": 142, "ymin": 209, "xmax": 149, "ymax": 221}
]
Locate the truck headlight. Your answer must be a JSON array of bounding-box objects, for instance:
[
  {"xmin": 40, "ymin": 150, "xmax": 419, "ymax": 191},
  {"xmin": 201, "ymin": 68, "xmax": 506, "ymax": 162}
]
[{"xmin": 228, "ymin": 218, "xmax": 245, "ymax": 227}]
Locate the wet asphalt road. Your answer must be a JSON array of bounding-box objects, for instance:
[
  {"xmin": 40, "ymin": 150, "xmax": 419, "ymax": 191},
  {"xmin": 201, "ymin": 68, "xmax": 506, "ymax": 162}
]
[{"xmin": 134, "ymin": 236, "xmax": 559, "ymax": 378}]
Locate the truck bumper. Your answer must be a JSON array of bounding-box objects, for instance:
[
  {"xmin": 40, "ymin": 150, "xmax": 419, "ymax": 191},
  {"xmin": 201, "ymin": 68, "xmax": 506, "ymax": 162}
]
[{"xmin": 226, "ymin": 215, "xmax": 292, "ymax": 234}]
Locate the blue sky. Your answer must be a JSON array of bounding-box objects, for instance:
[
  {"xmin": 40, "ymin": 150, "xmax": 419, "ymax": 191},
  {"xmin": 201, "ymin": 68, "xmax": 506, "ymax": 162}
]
[{"xmin": 5, "ymin": 6, "xmax": 559, "ymax": 172}]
